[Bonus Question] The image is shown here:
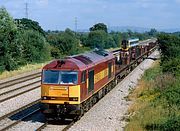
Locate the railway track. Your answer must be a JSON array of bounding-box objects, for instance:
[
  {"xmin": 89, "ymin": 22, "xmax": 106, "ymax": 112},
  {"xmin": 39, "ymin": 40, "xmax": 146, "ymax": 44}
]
[
  {"xmin": 0, "ymin": 71, "xmax": 41, "ymax": 103},
  {"xmin": 36, "ymin": 120, "xmax": 74, "ymax": 131},
  {"xmin": 0, "ymin": 71, "xmax": 41, "ymax": 90},
  {"xmin": 0, "ymin": 81, "xmax": 40, "ymax": 103},
  {"xmin": 0, "ymin": 99, "xmax": 40, "ymax": 131},
  {"xmin": 36, "ymin": 123, "xmax": 48, "ymax": 131}
]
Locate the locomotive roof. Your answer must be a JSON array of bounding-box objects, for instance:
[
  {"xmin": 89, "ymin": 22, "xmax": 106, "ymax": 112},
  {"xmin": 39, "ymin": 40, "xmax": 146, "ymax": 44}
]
[
  {"xmin": 43, "ymin": 50, "xmax": 114, "ymax": 71},
  {"xmin": 128, "ymin": 38, "xmax": 139, "ymax": 42}
]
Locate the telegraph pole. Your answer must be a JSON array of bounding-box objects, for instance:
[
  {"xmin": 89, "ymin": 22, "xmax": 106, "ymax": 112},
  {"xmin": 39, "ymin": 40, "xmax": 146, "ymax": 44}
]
[{"xmin": 25, "ymin": 2, "xmax": 28, "ymax": 18}]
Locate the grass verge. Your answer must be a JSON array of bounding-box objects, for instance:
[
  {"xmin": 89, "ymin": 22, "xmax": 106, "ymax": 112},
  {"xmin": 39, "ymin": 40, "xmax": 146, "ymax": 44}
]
[
  {"xmin": 0, "ymin": 62, "xmax": 48, "ymax": 80},
  {"xmin": 125, "ymin": 62, "xmax": 180, "ymax": 131}
]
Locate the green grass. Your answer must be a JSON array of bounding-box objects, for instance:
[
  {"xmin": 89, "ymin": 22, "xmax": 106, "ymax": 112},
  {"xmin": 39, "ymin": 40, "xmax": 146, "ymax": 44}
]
[
  {"xmin": 0, "ymin": 62, "xmax": 48, "ymax": 80},
  {"xmin": 125, "ymin": 62, "xmax": 180, "ymax": 131}
]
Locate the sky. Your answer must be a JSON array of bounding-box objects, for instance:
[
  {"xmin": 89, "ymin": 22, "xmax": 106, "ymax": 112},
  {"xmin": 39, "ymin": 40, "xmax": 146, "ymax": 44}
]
[{"xmin": 0, "ymin": 0, "xmax": 180, "ymax": 31}]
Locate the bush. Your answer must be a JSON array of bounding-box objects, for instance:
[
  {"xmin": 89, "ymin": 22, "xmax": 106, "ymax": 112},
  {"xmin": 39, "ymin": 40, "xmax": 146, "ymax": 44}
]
[
  {"xmin": 160, "ymin": 115, "xmax": 180, "ymax": 131},
  {"xmin": 157, "ymin": 78, "xmax": 180, "ymax": 109},
  {"xmin": 146, "ymin": 115, "xmax": 180, "ymax": 131},
  {"xmin": 158, "ymin": 34, "xmax": 180, "ymax": 76},
  {"xmin": 161, "ymin": 57, "xmax": 180, "ymax": 76}
]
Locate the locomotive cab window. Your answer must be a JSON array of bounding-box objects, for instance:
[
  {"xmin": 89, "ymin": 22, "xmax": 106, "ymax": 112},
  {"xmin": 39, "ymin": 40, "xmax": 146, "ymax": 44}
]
[
  {"xmin": 43, "ymin": 70, "xmax": 78, "ymax": 84},
  {"xmin": 81, "ymin": 70, "xmax": 86, "ymax": 83},
  {"xmin": 108, "ymin": 62, "xmax": 112, "ymax": 79},
  {"xmin": 61, "ymin": 71, "xmax": 78, "ymax": 84},
  {"xmin": 43, "ymin": 70, "xmax": 59, "ymax": 84}
]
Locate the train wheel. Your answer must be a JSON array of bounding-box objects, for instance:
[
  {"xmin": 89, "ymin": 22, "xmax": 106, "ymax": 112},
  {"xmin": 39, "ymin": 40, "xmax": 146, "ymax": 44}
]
[
  {"xmin": 89, "ymin": 98, "xmax": 93, "ymax": 108},
  {"xmin": 74, "ymin": 107, "xmax": 84, "ymax": 121},
  {"xmin": 130, "ymin": 66, "xmax": 133, "ymax": 71},
  {"xmin": 79, "ymin": 106, "xmax": 84, "ymax": 117},
  {"xmin": 105, "ymin": 86, "xmax": 108, "ymax": 94},
  {"xmin": 102, "ymin": 88, "xmax": 106, "ymax": 97},
  {"xmin": 81, "ymin": 108, "xmax": 85, "ymax": 116},
  {"xmin": 84, "ymin": 102, "xmax": 89, "ymax": 112},
  {"xmin": 60, "ymin": 116, "xmax": 65, "ymax": 121},
  {"xmin": 93, "ymin": 96, "xmax": 98, "ymax": 104},
  {"xmin": 73, "ymin": 115, "xmax": 81, "ymax": 121},
  {"xmin": 115, "ymin": 79, "xmax": 118, "ymax": 85}
]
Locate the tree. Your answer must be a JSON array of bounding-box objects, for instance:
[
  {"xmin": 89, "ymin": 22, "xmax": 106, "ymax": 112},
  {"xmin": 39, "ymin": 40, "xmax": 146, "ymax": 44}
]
[
  {"xmin": 0, "ymin": 7, "xmax": 21, "ymax": 72},
  {"xmin": 158, "ymin": 34, "xmax": 180, "ymax": 61},
  {"xmin": 90, "ymin": 23, "xmax": 108, "ymax": 33},
  {"xmin": 105, "ymin": 35, "xmax": 116, "ymax": 49},
  {"xmin": 15, "ymin": 18, "xmax": 46, "ymax": 36},
  {"xmin": 148, "ymin": 28, "xmax": 158, "ymax": 37},
  {"xmin": 127, "ymin": 29, "xmax": 133, "ymax": 37},
  {"xmin": 47, "ymin": 28, "xmax": 80, "ymax": 57},
  {"xmin": 16, "ymin": 30, "xmax": 51, "ymax": 63},
  {"xmin": 78, "ymin": 33, "xmax": 88, "ymax": 46},
  {"xmin": 87, "ymin": 30, "xmax": 107, "ymax": 49},
  {"xmin": 158, "ymin": 34, "xmax": 180, "ymax": 75},
  {"xmin": 110, "ymin": 32, "xmax": 121, "ymax": 47}
]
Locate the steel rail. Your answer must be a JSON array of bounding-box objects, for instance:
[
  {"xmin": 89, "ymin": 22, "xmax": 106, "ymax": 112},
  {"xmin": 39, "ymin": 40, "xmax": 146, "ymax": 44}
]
[
  {"xmin": 61, "ymin": 121, "xmax": 75, "ymax": 131},
  {"xmin": 0, "ymin": 85, "xmax": 40, "ymax": 103},
  {"xmin": 36, "ymin": 123, "xmax": 48, "ymax": 131},
  {"xmin": 0, "ymin": 99, "xmax": 40, "ymax": 121},
  {"xmin": 35, "ymin": 121, "xmax": 75, "ymax": 131},
  {"xmin": 0, "ymin": 108, "xmax": 41, "ymax": 131},
  {"xmin": 0, "ymin": 80, "xmax": 41, "ymax": 96},
  {"xmin": 0, "ymin": 72, "xmax": 41, "ymax": 90}
]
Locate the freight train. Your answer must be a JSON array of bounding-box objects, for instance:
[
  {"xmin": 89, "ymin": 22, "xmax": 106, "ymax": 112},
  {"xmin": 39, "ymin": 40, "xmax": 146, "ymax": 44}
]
[{"xmin": 40, "ymin": 38, "xmax": 157, "ymax": 120}]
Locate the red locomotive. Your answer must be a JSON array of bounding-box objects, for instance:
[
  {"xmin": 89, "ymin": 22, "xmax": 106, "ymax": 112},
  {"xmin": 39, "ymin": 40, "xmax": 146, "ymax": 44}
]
[
  {"xmin": 41, "ymin": 50, "xmax": 116, "ymax": 120},
  {"xmin": 41, "ymin": 38, "xmax": 157, "ymax": 120}
]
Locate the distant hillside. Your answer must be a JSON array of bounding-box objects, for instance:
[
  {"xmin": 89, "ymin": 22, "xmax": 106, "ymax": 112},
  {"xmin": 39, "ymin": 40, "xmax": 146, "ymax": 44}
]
[
  {"xmin": 77, "ymin": 26, "xmax": 180, "ymax": 33},
  {"xmin": 158, "ymin": 28, "xmax": 180, "ymax": 33},
  {"xmin": 108, "ymin": 26, "xmax": 180, "ymax": 33},
  {"xmin": 108, "ymin": 26, "xmax": 151, "ymax": 33}
]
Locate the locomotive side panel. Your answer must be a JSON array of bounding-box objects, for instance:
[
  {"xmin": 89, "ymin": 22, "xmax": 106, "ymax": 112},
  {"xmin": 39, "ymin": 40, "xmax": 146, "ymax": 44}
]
[{"xmin": 80, "ymin": 57, "xmax": 115, "ymax": 102}]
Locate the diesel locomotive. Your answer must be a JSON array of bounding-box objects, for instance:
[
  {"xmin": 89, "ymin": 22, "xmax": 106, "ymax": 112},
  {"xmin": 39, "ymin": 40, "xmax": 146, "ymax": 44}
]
[{"xmin": 40, "ymin": 38, "xmax": 157, "ymax": 120}]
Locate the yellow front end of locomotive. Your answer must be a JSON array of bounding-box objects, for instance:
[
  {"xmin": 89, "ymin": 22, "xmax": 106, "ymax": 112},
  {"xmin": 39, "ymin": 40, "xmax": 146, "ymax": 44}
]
[{"xmin": 41, "ymin": 84, "xmax": 81, "ymax": 105}]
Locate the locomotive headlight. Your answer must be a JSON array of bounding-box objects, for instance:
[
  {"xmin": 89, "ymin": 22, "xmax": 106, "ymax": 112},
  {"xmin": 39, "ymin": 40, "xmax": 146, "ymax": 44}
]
[
  {"xmin": 69, "ymin": 97, "xmax": 78, "ymax": 101},
  {"xmin": 42, "ymin": 96, "xmax": 47, "ymax": 100}
]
